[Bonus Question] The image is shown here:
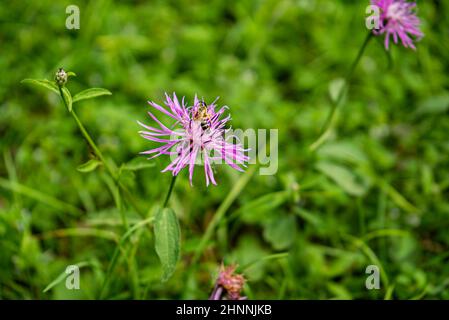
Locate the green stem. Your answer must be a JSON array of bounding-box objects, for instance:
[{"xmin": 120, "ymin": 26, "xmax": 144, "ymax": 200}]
[
  {"xmin": 58, "ymin": 85, "xmax": 145, "ymax": 300},
  {"xmin": 59, "ymin": 85, "xmax": 114, "ymax": 177},
  {"xmin": 163, "ymin": 175, "xmax": 177, "ymax": 208},
  {"xmin": 71, "ymin": 110, "xmax": 116, "ymax": 179},
  {"xmin": 58, "ymin": 86, "xmax": 67, "ymax": 108},
  {"xmin": 309, "ymin": 32, "xmax": 373, "ymax": 151},
  {"xmin": 346, "ymin": 32, "xmax": 373, "ymax": 80},
  {"xmin": 72, "ymin": 110, "xmax": 128, "ymax": 230},
  {"xmin": 58, "ymin": 86, "xmax": 145, "ymax": 217},
  {"xmin": 99, "ymin": 216, "xmax": 154, "ymax": 299}
]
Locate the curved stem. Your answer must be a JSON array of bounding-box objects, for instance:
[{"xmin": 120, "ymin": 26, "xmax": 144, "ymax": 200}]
[
  {"xmin": 73, "ymin": 110, "xmax": 145, "ymax": 216},
  {"xmin": 309, "ymin": 32, "xmax": 373, "ymax": 151},
  {"xmin": 58, "ymin": 87, "xmax": 145, "ymax": 218},
  {"xmin": 58, "ymin": 85, "xmax": 147, "ymax": 300},
  {"xmin": 163, "ymin": 175, "xmax": 177, "ymax": 208},
  {"xmin": 71, "ymin": 110, "xmax": 116, "ymax": 179},
  {"xmin": 59, "ymin": 85, "xmax": 114, "ymax": 176}
]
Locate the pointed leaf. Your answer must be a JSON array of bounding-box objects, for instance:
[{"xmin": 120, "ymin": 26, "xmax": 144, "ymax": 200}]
[
  {"xmin": 316, "ymin": 161, "xmax": 367, "ymax": 196},
  {"xmin": 77, "ymin": 159, "xmax": 102, "ymax": 173},
  {"xmin": 21, "ymin": 79, "xmax": 59, "ymax": 94},
  {"xmin": 154, "ymin": 207, "xmax": 181, "ymax": 282},
  {"xmin": 238, "ymin": 191, "xmax": 290, "ymax": 223},
  {"xmin": 43, "ymin": 261, "xmax": 89, "ymax": 293},
  {"xmin": 317, "ymin": 141, "xmax": 368, "ymax": 165},
  {"xmin": 263, "ymin": 215, "xmax": 297, "ymax": 250},
  {"xmin": 117, "ymin": 170, "xmax": 136, "ymax": 189},
  {"xmin": 73, "ymin": 88, "xmax": 112, "ymax": 103}
]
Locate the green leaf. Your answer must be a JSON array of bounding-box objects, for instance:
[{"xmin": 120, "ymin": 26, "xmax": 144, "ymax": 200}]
[
  {"xmin": 317, "ymin": 141, "xmax": 368, "ymax": 165},
  {"xmin": 120, "ymin": 157, "xmax": 156, "ymax": 172},
  {"xmin": 154, "ymin": 207, "xmax": 181, "ymax": 282},
  {"xmin": 263, "ymin": 215, "xmax": 297, "ymax": 250},
  {"xmin": 327, "ymin": 282, "xmax": 352, "ymax": 299},
  {"xmin": 237, "ymin": 191, "xmax": 290, "ymax": 223},
  {"xmin": 77, "ymin": 159, "xmax": 102, "ymax": 173},
  {"xmin": 43, "ymin": 261, "xmax": 89, "ymax": 293},
  {"xmin": 231, "ymin": 235, "xmax": 268, "ymax": 281},
  {"xmin": 415, "ymin": 94, "xmax": 449, "ymax": 116},
  {"xmin": 293, "ymin": 207, "xmax": 323, "ymax": 227},
  {"xmin": 380, "ymin": 182, "xmax": 419, "ymax": 214},
  {"xmin": 316, "ymin": 161, "xmax": 367, "ymax": 196},
  {"xmin": 67, "ymin": 71, "xmax": 76, "ymax": 77},
  {"xmin": 21, "ymin": 78, "xmax": 59, "ymax": 94},
  {"xmin": 72, "ymin": 88, "xmax": 112, "ymax": 103},
  {"xmin": 61, "ymin": 86, "xmax": 73, "ymax": 112},
  {"xmin": 117, "ymin": 170, "xmax": 136, "ymax": 189}
]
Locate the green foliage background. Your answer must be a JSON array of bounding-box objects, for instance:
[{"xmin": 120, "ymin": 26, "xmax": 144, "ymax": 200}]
[{"xmin": 1, "ymin": 0, "xmax": 449, "ymax": 299}]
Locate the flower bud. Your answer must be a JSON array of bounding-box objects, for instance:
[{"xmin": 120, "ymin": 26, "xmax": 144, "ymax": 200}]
[{"xmin": 55, "ymin": 68, "xmax": 68, "ymax": 86}]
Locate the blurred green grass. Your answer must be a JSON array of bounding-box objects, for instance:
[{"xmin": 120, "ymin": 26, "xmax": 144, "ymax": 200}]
[{"xmin": 1, "ymin": 0, "xmax": 449, "ymax": 299}]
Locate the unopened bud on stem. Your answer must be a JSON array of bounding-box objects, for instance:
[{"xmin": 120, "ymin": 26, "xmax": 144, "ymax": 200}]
[{"xmin": 55, "ymin": 68, "xmax": 68, "ymax": 86}]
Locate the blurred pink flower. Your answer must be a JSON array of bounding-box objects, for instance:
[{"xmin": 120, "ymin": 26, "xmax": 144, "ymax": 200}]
[{"xmin": 372, "ymin": 0, "xmax": 423, "ymax": 50}]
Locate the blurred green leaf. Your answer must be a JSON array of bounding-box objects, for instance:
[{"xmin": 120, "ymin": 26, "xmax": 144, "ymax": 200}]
[
  {"xmin": 77, "ymin": 159, "xmax": 102, "ymax": 173},
  {"xmin": 0, "ymin": 177, "xmax": 82, "ymax": 216},
  {"xmin": 318, "ymin": 141, "xmax": 368, "ymax": 165},
  {"xmin": 120, "ymin": 157, "xmax": 156, "ymax": 172},
  {"xmin": 327, "ymin": 282, "xmax": 352, "ymax": 299},
  {"xmin": 72, "ymin": 88, "xmax": 112, "ymax": 103},
  {"xmin": 380, "ymin": 181, "xmax": 419, "ymax": 214},
  {"xmin": 293, "ymin": 207, "xmax": 323, "ymax": 227},
  {"xmin": 231, "ymin": 235, "xmax": 268, "ymax": 281},
  {"xmin": 415, "ymin": 94, "xmax": 449, "ymax": 116},
  {"xmin": 43, "ymin": 262, "xmax": 90, "ymax": 293},
  {"xmin": 238, "ymin": 191, "xmax": 290, "ymax": 223},
  {"xmin": 21, "ymin": 79, "xmax": 58, "ymax": 94},
  {"xmin": 263, "ymin": 215, "xmax": 297, "ymax": 250},
  {"xmin": 316, "ymin": 161, "xmax": 367, "ymax": 196},
  {"xmin": 154, "ymin": 207, "xmax": 181, "ymax": 282},
  {"xmin": 117, "ymin": 170, "xmax": 136, "ymax": 189}
]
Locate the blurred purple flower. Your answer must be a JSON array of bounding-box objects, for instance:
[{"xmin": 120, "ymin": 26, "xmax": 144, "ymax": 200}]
[
  {"xmin": 372, "ymin": 0, "xmax": 423, "ymax": 50},
  {"xmin": 138, "ymin": 93, "xmax": 249, "ymax": 186}
]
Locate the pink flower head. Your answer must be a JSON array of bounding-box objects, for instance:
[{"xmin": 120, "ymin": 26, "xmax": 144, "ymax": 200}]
[
  {"xmin": 372, "ymin": 0, "xmax": 424, "ymax": 50},
  {"xmin": 138, "ymin": 93, "xmax": 249, "ymax": 186}
]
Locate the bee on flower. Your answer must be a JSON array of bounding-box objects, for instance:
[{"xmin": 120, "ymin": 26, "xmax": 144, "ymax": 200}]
[{"xmin": 138, "ymin": 93, "xmax": 249, "ymax": 186}]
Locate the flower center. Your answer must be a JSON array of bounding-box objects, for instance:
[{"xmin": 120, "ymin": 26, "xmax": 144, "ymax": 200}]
[{"xmin": 386, "ymin": 2, "xmax": 406, "ymax": 22}]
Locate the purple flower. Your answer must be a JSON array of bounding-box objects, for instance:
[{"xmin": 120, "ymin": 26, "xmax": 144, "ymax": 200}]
[
  {"xmin": 138, "ymin": 93, "xmax": 249, "ymax": 186},
  {"xmin": 372, "ymin": 0, "xmax": 423, "ymax": 50}
]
